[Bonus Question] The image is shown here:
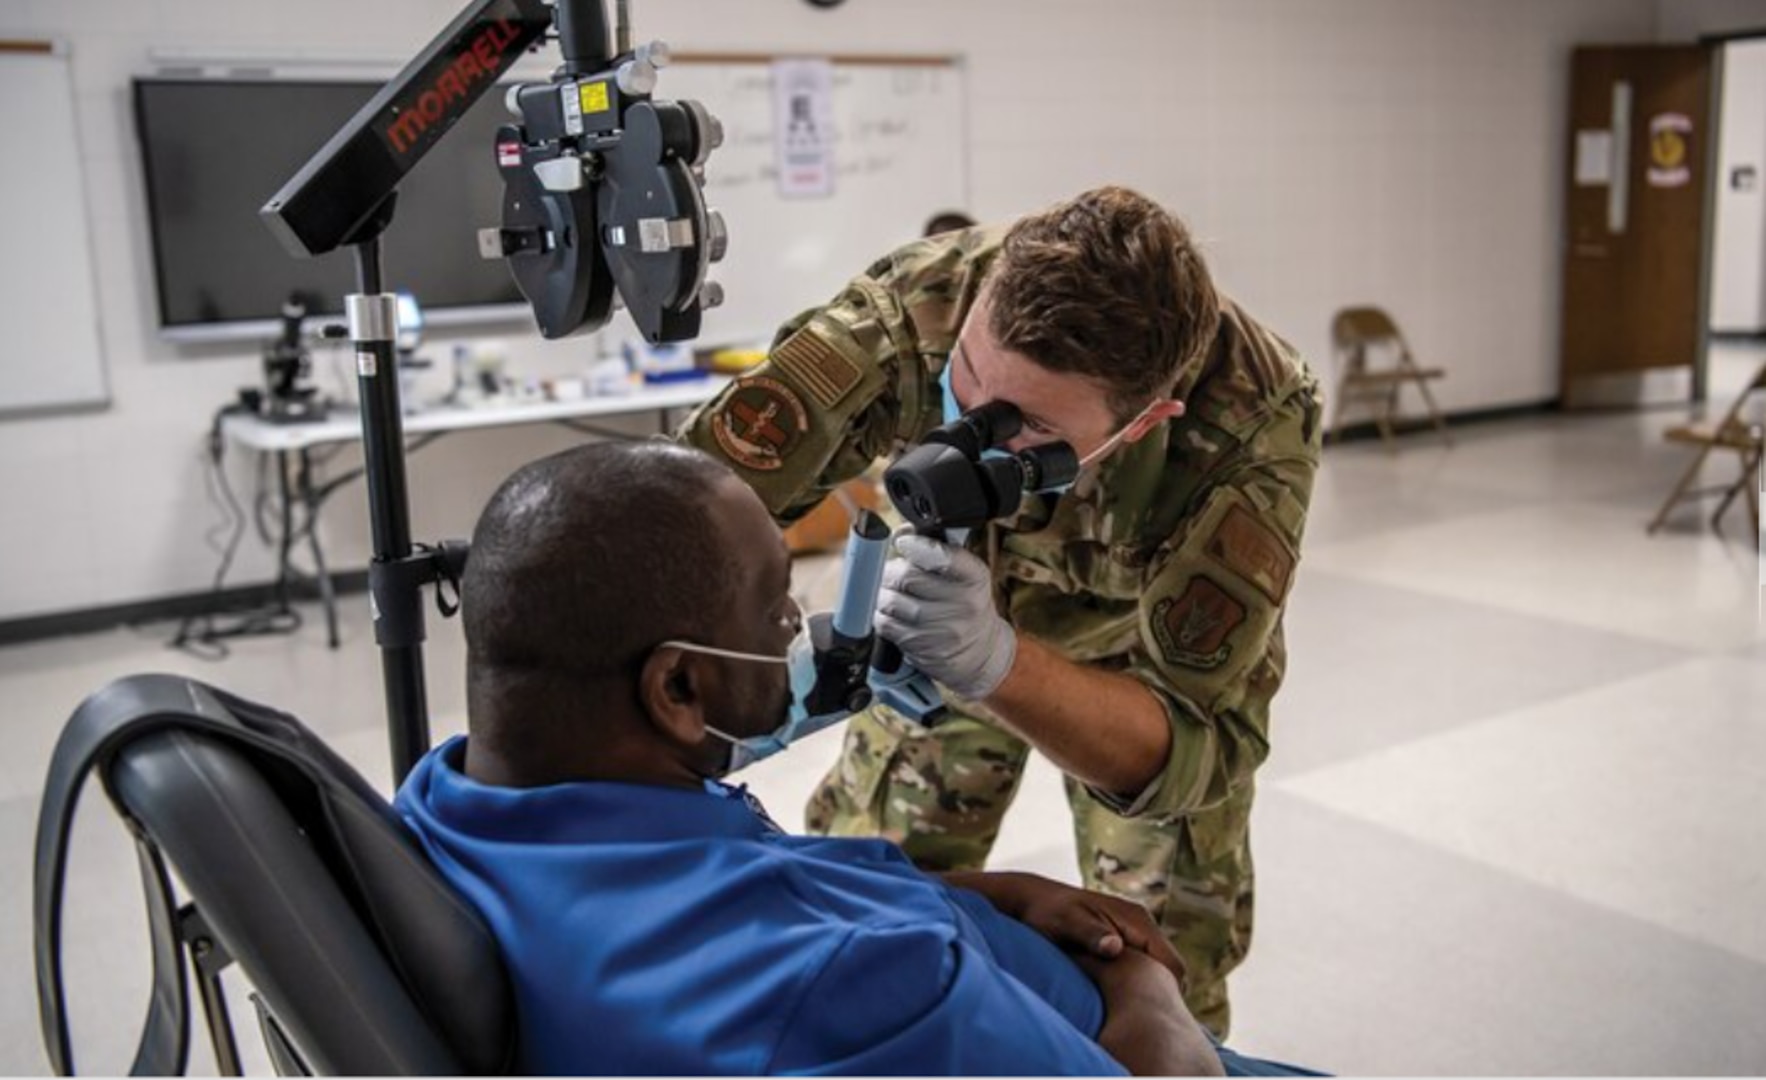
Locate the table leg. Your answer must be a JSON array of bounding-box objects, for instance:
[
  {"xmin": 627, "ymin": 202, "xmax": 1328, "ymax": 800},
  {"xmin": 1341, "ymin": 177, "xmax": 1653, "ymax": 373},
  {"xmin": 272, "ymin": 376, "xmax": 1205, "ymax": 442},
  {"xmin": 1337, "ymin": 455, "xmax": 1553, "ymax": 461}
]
[
  {"xmin": 275, "ymin": 450, "xmax": 296, "ymax": 615},
  {"xmin": 296, "ymin": 448, "xmax": 341, "ymax": 649},
  {"xmin": 1745, "ymin": 447, "xmax": 1762, "ymax": 537}
]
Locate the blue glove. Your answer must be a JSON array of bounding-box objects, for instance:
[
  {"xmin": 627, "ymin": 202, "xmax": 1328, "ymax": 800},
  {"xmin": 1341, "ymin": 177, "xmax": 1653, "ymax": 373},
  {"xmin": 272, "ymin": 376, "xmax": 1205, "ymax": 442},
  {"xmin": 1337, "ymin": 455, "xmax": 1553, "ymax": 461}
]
[{"xmin": 875, "ymin": 534, "xmax": 1017, "ymax": 701}]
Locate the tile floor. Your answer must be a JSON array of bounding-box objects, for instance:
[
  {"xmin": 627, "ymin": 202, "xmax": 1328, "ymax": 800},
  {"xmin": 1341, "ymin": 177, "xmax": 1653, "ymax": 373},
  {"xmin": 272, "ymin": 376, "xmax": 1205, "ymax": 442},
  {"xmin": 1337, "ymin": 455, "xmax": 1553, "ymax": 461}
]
[{"xmin": 3, "ymin": 345, "xmax": 1762, "ymax": 1075}]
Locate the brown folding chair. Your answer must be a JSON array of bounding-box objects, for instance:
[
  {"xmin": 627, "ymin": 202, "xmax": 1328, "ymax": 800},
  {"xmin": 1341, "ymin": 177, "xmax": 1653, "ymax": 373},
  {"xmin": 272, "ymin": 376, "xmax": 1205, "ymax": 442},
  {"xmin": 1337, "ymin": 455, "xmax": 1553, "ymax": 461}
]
[
  {"xmin": 1646, "ymin": 359, "xmax": 1766, "ymax": 537},
  {"xmin": 1326, "ymin": 307, "xmax": 1452, "ymax": 450}
]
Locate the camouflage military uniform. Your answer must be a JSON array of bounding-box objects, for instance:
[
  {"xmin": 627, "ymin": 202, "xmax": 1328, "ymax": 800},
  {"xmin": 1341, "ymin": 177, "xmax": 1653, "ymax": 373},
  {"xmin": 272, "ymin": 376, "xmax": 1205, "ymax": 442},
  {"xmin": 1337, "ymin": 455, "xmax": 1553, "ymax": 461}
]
[{"xmin": 680, "ymin": 227, "xmax": 1320, "ymax": 1038}]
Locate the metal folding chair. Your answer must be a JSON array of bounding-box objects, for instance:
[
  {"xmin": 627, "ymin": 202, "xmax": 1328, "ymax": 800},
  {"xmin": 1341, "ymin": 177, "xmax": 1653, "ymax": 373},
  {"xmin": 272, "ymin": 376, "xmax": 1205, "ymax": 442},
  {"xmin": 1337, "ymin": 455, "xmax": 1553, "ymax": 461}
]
[
  {"xmin": 1326, "ymin": 307, "xmax": 1452, "ymax": 451},
  {"xmin": 1647, "ymin": 359, "xmax": 1766, "ymax": 536}
]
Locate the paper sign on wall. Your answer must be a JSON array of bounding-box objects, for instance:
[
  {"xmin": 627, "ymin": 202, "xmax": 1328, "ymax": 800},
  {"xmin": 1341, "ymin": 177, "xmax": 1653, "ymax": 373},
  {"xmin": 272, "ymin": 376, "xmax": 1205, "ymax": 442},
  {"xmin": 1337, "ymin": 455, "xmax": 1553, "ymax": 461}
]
[
  {"xmin": 1575, "ymin": 129, "xmax": 1613, "ymax": 186},
  {"xmin": 773, "ymin": 58, "xmax": 835, "ymax": 198},
  {"xmin": 1647, "ymin": 112, "xmax": 1692, "ymax": 188}
]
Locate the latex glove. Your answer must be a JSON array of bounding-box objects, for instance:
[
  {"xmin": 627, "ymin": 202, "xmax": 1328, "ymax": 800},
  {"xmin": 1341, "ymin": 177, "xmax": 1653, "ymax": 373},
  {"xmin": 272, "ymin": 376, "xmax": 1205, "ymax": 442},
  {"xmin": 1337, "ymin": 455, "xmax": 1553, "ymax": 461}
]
[{"xmin": 875, "ymin": 533, "xmax": 1016, "ymax": 701}]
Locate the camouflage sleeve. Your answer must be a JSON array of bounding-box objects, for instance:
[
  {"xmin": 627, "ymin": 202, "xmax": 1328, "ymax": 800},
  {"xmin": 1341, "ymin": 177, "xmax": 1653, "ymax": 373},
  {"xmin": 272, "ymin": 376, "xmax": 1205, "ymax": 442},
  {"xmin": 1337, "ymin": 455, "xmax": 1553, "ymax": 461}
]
[
  {"xmin": 677, "ymin": 277, "xmax": 921, "ymax": 524},
  {"xmin": 1097, "ymin": 443, "xmax": 1316, "ymax": 822}
]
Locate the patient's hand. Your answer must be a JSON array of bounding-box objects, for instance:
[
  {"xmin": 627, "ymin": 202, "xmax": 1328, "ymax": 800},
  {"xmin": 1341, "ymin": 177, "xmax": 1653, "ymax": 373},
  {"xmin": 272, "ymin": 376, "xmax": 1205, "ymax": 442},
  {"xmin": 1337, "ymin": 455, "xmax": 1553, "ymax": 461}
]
[
  {"xmin": 941, "ymin": 870, "xmax": 1186, "ymax": 986},
  {"xmin": 1073, "ymin": 949, "xmax": 1223, "ymax": 1077}
]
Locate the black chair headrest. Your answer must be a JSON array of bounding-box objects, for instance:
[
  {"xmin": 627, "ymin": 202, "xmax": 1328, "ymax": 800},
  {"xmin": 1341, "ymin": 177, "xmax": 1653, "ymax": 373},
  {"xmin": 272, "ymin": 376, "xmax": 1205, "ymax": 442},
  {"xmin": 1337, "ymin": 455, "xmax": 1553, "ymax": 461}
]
[{"xmin": 35, "ymin": 674, "xmax": 515, "ymax": 1076}]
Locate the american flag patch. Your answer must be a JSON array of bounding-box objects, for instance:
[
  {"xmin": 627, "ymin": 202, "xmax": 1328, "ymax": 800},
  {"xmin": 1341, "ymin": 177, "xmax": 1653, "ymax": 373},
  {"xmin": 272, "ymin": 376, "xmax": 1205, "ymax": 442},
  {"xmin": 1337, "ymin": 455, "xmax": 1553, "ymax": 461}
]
[{"xmin": 772, "ymin": 328, "xmax": 863, "ymax": 409}]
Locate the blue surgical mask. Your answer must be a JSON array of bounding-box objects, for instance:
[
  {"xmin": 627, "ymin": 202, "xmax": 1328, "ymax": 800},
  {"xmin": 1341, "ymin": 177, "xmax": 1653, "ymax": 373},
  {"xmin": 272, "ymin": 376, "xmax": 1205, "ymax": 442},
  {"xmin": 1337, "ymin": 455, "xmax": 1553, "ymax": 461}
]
[
  {"xmin": 660, "ymin": 628, "xmax": 832, "ymax": 773},
  {"xmin": 938, "ymin": 361, "xmax": 961, "ymax": 427},
  {"xmin": 940, "ymin": 361, "xmax": 1014, "ymax": 465}
]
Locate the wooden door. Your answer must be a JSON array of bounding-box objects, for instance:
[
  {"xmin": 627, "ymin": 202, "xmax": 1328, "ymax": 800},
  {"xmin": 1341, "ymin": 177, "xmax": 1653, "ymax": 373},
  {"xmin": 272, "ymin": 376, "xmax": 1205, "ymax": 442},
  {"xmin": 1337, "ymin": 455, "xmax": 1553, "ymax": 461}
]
[{"xmin": 1560, "ymin": 45, "xmax": 1712, "ymax": 405}]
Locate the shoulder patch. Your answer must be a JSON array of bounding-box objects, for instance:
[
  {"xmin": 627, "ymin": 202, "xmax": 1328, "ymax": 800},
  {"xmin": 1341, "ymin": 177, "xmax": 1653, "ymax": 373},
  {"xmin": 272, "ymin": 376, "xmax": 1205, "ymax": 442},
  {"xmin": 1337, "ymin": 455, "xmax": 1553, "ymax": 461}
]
[
  {"xmin": 772, "ymin": 327, "xmax": 863, "ymax": 409},
  {"xmin": 1206, "ymin": 504, "xmax": 1294, "ymax": 603},
  {"xmin": 711, "ymin": 377, "xmax": 809, "ymax": 473},
  {"xmin": 1150, "ymin": 575, "xmax": 1246, "ymax": 670}
]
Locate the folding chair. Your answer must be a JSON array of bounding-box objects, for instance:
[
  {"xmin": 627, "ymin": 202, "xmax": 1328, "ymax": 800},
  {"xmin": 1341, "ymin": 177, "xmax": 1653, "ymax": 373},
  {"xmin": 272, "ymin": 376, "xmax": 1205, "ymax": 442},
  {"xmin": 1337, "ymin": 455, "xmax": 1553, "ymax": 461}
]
[
  {"xmin": 1647, "ymin": 359, "xmax": 1766, "ymax": 536},
  {"xmin": 1326, "ymin": 307, "xmax": 1452, "ymax": 450},
  {"xmin": 34, "ymin": 674, "xmax": 514, "ymax": 1075}
]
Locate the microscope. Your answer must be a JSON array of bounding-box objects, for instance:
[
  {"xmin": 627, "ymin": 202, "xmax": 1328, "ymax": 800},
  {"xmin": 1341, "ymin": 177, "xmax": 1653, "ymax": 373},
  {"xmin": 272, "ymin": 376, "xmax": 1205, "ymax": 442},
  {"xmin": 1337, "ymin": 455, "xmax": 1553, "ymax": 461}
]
[{"xmin": 257, "ymin": 296, "xmax": 326, "ymax": 424}]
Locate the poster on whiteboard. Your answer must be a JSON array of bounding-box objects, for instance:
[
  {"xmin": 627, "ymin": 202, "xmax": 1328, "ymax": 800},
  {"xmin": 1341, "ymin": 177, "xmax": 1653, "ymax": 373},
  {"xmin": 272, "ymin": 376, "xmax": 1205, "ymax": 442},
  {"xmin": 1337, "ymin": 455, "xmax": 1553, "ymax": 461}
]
[{"xmin": 772, "ymin": 58, "xmax": 835, "ymax": 198}]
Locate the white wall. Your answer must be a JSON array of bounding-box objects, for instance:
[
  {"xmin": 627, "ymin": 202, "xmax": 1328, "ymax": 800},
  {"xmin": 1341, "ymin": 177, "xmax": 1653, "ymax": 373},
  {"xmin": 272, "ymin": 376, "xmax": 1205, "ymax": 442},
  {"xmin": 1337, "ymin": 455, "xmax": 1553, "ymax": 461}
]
[
  {"xmin": 0, "ymin": 0, "xmax": 1659, "ymax": 622},
  {"xmin": 1654, "ymin": 0, "xmax": 1766, "ymax": 40},
  {"xmin": 1654, "ymin": 0, "xmax": 1766, "ymax": 329},
  {"xmin": 1711, "ymin": 40, "xmax": 1766, "ymax": 332}
]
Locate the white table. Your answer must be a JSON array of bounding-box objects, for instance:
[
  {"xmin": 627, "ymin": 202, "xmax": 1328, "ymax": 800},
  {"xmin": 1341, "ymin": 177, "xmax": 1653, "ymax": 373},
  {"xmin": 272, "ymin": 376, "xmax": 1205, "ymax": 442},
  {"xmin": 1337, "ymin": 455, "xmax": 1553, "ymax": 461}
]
[
  {"xmin": 222, "ymin": 380, "xmax": 729, "ymax": 452},
  {"xmin": 221, "ymin": 379, "xmax": 730, "ymax": 647}
]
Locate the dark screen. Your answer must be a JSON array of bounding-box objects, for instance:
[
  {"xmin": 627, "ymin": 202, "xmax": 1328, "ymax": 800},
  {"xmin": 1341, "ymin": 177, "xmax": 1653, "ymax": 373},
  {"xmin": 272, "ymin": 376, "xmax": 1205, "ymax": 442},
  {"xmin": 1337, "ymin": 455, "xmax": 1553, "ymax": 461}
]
[{"xmin": 134, "ymin": 78, "xmax": 523, "ymax": 327}]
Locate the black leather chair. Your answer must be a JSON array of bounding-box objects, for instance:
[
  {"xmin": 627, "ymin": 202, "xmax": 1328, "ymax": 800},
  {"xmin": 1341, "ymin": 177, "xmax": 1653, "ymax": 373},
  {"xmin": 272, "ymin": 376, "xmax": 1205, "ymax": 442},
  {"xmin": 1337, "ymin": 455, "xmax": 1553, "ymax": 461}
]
[{"xmin": 34, "ymin": 674, "xmax": 514, "ymax": 1076}]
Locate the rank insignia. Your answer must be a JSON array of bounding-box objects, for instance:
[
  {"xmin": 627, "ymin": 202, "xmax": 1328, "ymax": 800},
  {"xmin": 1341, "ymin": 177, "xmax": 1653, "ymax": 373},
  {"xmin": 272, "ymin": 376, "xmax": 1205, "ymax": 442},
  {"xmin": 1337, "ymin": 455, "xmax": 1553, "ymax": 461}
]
[{"xmin": 1206, "ymin": 505, "xmax": 1294, "ymax": 603}]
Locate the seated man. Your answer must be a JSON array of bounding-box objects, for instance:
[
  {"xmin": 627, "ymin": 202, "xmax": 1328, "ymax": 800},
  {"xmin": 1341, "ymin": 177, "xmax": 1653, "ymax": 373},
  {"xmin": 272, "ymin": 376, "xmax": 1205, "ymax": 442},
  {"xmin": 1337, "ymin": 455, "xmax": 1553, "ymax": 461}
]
[{"xmin": 396, "ymin": 441, "xmax": 1314, "ymax": 1076}]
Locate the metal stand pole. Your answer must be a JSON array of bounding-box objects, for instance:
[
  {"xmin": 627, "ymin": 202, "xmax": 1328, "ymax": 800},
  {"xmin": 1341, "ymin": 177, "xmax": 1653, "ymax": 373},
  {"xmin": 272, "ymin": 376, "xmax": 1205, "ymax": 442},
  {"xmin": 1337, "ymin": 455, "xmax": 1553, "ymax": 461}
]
[{"xmin": 344, "ymin": 195, "xmax": 430, "ymax": 784}]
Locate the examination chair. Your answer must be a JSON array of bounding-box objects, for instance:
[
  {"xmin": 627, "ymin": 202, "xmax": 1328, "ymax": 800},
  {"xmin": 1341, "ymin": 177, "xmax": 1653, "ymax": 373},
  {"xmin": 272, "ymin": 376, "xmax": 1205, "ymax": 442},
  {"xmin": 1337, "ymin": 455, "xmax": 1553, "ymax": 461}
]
[{"xmin": 34, "ymin": 674, "xmax": 514, "ymax": 1076}]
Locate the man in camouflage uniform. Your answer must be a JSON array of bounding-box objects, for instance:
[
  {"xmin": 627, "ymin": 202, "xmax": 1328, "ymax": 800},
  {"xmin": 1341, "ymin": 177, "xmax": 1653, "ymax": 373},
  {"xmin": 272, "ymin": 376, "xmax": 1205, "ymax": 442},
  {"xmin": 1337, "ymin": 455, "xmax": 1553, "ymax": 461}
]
[{"xmin": 679, "ymin": 187, "xmax": 1320, "ymax": 1038}]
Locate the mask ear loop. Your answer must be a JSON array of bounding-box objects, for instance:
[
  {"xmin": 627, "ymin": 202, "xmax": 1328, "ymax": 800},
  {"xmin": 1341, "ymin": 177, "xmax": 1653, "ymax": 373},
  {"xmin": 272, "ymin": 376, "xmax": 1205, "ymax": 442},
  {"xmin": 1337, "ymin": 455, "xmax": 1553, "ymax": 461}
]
[
  {"xmin": 1077, "ymin": 399, "xmax": 1187, "ymax": 469},
  {"xmin": 656, "ymin": 641, "xmax": 789, "ymax": 665}
]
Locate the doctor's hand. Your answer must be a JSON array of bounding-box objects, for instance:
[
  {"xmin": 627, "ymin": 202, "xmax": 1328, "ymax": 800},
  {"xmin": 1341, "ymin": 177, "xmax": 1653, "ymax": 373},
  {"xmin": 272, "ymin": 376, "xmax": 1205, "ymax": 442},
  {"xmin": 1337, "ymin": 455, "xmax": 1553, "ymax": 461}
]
[{"xmin": 875, "ymin": 534, "xmax": 1016, "ymax": 701}]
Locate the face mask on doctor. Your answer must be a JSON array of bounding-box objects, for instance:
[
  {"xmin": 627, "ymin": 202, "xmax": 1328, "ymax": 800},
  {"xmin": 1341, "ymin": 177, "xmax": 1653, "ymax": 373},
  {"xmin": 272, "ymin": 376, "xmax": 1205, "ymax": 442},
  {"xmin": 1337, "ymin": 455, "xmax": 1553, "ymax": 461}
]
[
  {"xmin": 656, "ymin": 627, "xmax": 826, "ymax": 773},
  {"xmin": 938, "ymin": 363, "xmax": 1182, "ymax": 490}
]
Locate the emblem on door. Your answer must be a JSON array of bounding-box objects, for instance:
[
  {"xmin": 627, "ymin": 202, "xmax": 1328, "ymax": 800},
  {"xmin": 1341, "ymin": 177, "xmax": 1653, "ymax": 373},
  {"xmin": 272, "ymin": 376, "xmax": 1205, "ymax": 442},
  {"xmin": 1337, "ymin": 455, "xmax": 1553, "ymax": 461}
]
[{"xmin": 1647, "ymin": 112, "xmax": 1692, "ymax": 188}]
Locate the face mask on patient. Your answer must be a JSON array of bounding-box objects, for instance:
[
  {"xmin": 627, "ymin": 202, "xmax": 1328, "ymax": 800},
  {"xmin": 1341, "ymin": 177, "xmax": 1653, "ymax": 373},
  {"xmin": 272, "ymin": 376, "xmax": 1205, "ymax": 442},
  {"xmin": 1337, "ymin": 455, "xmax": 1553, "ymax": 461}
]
[{"xmin": 658, "ymin": 627, "xmax": 826, "ymax": 772}]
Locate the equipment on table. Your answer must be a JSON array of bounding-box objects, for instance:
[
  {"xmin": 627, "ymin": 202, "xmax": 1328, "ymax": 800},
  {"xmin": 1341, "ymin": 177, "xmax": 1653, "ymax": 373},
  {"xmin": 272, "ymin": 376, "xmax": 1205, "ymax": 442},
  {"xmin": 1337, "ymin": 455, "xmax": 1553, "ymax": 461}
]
[{"xmin": 258, "ymin": 296, "xmax": 326, "ymax": 425}]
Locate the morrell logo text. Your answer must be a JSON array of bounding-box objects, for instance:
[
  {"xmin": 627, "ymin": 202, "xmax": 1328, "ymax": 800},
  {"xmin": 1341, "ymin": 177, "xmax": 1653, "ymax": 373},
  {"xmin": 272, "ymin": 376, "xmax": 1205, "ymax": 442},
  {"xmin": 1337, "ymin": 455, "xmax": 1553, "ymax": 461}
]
[{"xmin": 380, "ymin": 15, "xmax": 524, "ymax": 158}]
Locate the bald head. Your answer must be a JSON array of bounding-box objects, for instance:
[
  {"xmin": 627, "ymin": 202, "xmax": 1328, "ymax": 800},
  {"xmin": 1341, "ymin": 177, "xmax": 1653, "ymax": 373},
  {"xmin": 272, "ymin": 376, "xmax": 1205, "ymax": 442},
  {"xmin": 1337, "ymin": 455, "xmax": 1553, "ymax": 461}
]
[
  {"xmin": 462, "ymin": 442, "xmax": 767, "ymax": 774},
  {"xmin": 465, "ymin": 440, "xmax": 745, "ymax": 677}
]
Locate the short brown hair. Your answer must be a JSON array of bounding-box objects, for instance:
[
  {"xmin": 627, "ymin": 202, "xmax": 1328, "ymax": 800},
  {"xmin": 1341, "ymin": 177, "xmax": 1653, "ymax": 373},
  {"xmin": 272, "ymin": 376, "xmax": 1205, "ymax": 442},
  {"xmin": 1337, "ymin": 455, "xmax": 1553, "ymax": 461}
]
[
  {"xmin": 923, "ymin": 210, "xmax": 977, "ymax": 237},
  {"xmin": 986, "ymin": 187, "xmax": 1219, "ymax": 420}
]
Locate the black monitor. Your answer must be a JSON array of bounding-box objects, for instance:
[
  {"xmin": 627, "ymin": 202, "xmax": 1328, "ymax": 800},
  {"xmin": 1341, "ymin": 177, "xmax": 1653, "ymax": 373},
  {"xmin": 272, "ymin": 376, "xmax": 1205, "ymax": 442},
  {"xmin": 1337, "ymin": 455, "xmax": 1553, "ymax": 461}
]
[{"xmin": 134, "ymin": 77, "xmax": 524, "ymax": 341}]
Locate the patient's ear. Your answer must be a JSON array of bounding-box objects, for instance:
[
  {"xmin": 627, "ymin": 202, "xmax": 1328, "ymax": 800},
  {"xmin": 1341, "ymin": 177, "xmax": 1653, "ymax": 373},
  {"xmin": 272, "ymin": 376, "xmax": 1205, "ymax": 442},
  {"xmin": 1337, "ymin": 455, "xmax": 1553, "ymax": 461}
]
[{"xmin": 639, "ymin": 646, "xmax": 710, "ymax": 747}]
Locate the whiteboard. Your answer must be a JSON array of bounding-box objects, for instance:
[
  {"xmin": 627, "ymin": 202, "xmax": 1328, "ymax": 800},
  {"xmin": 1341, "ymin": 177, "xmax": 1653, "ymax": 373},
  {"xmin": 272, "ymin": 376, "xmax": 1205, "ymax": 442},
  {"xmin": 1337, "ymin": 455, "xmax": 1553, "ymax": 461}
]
[
  {"xmin": 657, "ymin": 57, "xmax": 968, "ymax": 345},
  {"xmin": 0, "ymin": 47, "xmax": 108, "ymax": 415}
]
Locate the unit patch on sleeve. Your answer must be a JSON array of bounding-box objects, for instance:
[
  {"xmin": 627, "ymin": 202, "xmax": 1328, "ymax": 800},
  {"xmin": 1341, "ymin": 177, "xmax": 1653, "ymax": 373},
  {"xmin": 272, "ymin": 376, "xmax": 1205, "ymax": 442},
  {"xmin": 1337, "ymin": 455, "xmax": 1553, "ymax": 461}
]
[
  {"xmin": 770, "ymin": 327, "xmax": 863, "ymax": 409},
  {"xmin": 1205, "ymin": 504, "xmax": 1294, "ymax": 603},
  {"xmin": 711, "ymin": 377, "xmax": 810, "ymax": 472},
  {"xmin": 1150, "ymin": 575, "xmax": 1246, "ymax": 670}
]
